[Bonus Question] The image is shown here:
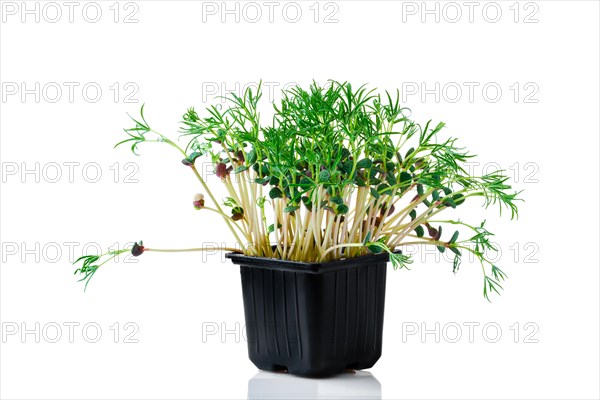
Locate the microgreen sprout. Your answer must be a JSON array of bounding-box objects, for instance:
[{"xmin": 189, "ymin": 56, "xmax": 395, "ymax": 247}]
[
  {"xmin": 74, "ymin": 81, "xmax": 521, "ymax": 300},
  {"xmin": 193, "ymin": 193, "xmax": 205, "ymax": 210}
]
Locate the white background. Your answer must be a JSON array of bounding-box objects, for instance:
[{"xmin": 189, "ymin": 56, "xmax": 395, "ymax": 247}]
[{"xmin": 1, "ymin": 1, "xmax": 599, "ymax": 399}]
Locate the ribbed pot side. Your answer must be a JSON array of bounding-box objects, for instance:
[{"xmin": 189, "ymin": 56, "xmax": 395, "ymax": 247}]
[{"xmin": 227, "ymin": 253, "xmax": 388, "ymax": 378}]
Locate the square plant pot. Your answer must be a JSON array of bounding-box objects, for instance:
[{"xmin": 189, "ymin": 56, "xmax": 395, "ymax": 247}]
[{"xmin": 226, "ymin": 252, "xmax": 389, "ymax": 378}]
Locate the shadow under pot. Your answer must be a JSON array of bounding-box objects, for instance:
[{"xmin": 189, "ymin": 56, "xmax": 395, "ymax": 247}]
[{"xmin": 226, "ymin": 252, "xmax": 390, "ymax": 378}]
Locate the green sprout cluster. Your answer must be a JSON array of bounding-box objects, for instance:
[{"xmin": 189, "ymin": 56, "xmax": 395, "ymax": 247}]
[{"xmin": 74, "ymin": 81, "xmax": 521, "ymax": 300}]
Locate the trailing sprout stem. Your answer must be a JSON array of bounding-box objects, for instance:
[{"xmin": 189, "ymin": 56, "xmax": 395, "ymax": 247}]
[{"xmin": 145, "ymin": 247, "xmax": 242, "ymax": 253}]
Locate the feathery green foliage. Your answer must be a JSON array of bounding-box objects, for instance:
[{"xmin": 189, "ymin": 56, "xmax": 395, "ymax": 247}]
[{"xmin": 74, "ymin": 81, "xmax": 521, "ymax": 299}]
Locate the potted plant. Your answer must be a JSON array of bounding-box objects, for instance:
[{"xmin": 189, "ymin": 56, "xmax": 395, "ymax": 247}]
[{"xmin": 74, "ymin": 81, "xmax": 520, "ymax": 377}]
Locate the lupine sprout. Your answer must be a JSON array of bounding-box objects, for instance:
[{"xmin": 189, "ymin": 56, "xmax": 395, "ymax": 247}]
[{"xmin": 74, "ymin": 81, "xmax": 521, "ymax": 300}]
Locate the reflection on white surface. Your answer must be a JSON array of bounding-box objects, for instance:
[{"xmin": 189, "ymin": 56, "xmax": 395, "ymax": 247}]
[{"xmin": 247, "ymin": 370, "xmax": 381, "ymax": 400}]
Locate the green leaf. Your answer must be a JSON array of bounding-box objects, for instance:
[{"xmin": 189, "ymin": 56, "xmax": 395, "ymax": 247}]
[
  {"xmin": 377, "ymin": 183, "xmax": 390, "ymax": 193},
  {"xmin": 449, "ymin": 230, "xmax": 459, "ymax": 244},
  {"xmin": 299, "ymin": 176, "xmax": 313, "ymax": 189},
  {"xmin": 269, "ymin": 187, "xmax": 283, "ymax": 199},
  {"xmin": 331, "ymin": 196, "xmax": 344, "ymax": 205},
  {"xmin": 452, "ymin": 255, "xmax": 461, "ymax": 273},
  {"xmin": 443, "ymin": 197, "xmax": 457, "ymax": 209},
  {"xmin": 259, "ymin": 165, "xmax": 269, "ymax": 177},
  {"xmin": 370, "ymin": 187, "xmax": 380, "ymax": 199},
  {"xmin": 336, "ymin": 204, "xmax": 349, "ymax": 215},
  {"xmin": 389, "ymin": 252, "xmax": 413, "ymax": 270},
  {"xmin": 453, "ymin": 193, "xmax": 465, "ymax": 205},
  {"xmin": 319, "ymin": 169, "xmax": 331, "ymax": 182},
  {"xmin": 234, "ymin": 165, "xmax": 249, "ymax": 173},
  {"xmin": 357, "ymin": 159, "xmax": 372, "ymax": 169},
  {"xmin": 231, "ymin": 206, "xmax": 244, "ymax": 215},
  {"xmin": 409, "ymin": 210, "xmax": 417, "ymax": 220},
  {"xmin": 491, "ymin": 265, "xmax": 507, "ymax": 281},
  {"xmin": 436, "ymin": 245, "xmax": 446, "ymax": 253},
  {"xmin": 301, "ymin": 195, "xmax": 313, "ymax": 208},
  {"xmin": 399, "ymin": 171, "xmax": 412, "ymax": 187},
  {"xmin": 383, "ymin": 171, "xmax": 394, "ymax": 186},
  {"xmin": 415, "ymin": 225, "xmax": 424, "ymax": 237},
  {"xmin": 449, "ymin": 246, "xmax": 461, "ymax": 256},
  {"xmin": 367, "ymin": 244, "xmax": 383, "ymax": 254},
  {"xmin": 283, "ymin": 205, "xmax": 299, "ymax": 213},
  {"xmin": 484, "ymin": 276, "xmax": 504, "ymax": 302},
  {"xmin": 247, "ymin": 149, "xmax": 257, "ymax": 164},
  {"xmin": 187, "ymin": 152, "xmax": 203, "ymax": 164},
  {"xmin": 342, "ymin": 160, "xmax": 353, "ymax": 174},
  {"xmin": 267, "ymin": 223, "xmax": 282, "ymax": 234}
]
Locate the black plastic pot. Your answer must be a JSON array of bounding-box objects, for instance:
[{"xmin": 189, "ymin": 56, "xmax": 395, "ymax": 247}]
[{"xmin": 226, "ymin": 252, "xmax": 389, "ymax": 378}]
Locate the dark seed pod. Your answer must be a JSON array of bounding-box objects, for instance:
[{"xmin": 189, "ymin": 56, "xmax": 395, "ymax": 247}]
[
  {"xmin": 215, "ymin": 162, "xmax": 230, "ymax": 178},
  {"xmin": 131, "ymin": 242, "xmax": 144, "ymax": 257},
  {"xmin": 231, "ymin": 213, "xmax": 244, "ymax": 221},
  {"xmin": 193, "ymin": 193, "xmax": 205, "ymax": 210},
  {"xmin": 361, "ymin": 219, "xmax": 369, "ymax": 232},
  {"xmin": 379, "ymin": 203, "xmax": 395, "ymax": 217},
  {"xmin": 182, "ymin": 158, "xmax": 193, "ymax": 166},
  {"xmin": 435, "ymin": 225, "xmax": 443, "ymax": 241},
  {"xmin": 236, "ymin": 150, "xmax": 245, "ymax": 163},
  {"xmin": 427, "ymin": 225, "xmax": 438, "ymax": 239}
]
